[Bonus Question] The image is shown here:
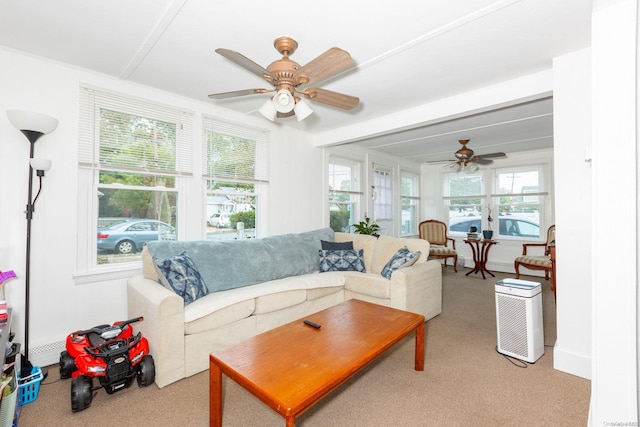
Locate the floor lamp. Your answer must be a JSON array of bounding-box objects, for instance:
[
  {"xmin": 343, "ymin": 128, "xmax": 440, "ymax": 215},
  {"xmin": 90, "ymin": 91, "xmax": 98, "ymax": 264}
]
[{"xmin": 6, "ymin": 110, "xmax": 58, "ymax": 374}]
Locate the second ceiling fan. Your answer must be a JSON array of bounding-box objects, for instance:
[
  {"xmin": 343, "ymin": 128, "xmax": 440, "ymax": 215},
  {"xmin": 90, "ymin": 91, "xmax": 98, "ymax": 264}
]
[
  {"xmin": 445, "ymin": 139, "xmax": 506, "ymax": 172},
  {"xmin": 208, "ymin": 36, "xmax": 359, "ymax": 122}
]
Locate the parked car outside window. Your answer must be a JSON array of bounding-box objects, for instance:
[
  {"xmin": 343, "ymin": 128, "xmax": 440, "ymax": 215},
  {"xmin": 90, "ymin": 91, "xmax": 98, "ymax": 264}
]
[
  {"xmin": 208, "ymin": 213, "xmax": 231, "ymax": 228},
  {"xmin": 449, "ymin": 215, "xmax": 540, "ymax": 238},
  {"xmin": 97, "ymin": 219, "xmax": 176, "ymax": 254}
]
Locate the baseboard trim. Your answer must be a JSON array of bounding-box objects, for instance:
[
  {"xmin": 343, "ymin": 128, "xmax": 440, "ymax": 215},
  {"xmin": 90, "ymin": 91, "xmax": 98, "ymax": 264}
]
[{"xmin": 554, "ymin": 343, "xmax": 591, "ymax": 380}]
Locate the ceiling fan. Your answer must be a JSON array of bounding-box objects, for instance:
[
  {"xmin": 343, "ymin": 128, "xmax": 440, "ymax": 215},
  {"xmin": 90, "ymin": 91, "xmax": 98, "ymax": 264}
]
[
  {"xmin": 208, "ymin": 36, "xmax": 359, "ymax": 122},
  {"xmin": 442, "ymin": 139, "xmax": 506, "ymax": 172}
]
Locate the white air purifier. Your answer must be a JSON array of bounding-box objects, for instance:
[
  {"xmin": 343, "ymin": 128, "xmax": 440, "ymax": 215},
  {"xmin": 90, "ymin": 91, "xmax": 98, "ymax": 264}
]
[{"xmin": 495, "ymin": 278, "xmax": 544, "ymax": 363}]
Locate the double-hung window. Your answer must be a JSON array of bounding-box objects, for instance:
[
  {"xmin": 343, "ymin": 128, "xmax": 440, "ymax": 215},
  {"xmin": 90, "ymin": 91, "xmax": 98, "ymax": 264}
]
[
  {"xmin": 78, "ymin": 86, "xmax": 193, "ymax": 269},
  {"xmin": 202, "ymin": 116, "xmax": 269, "ymax": 240},
  {"xmin": 328, "ymin": 156, "xmax": 362, "ymax": 232},
  {"xmin": 491, "ymin": 166, "xmax": 545, "ymax": 239},
  {"xmin": 400, "ymin": 171, "xmax": 420, "ymax": 236},
  {"xmin": 372, "ymin": 165, "xmax": 393, "ymax": 223},
  {"xmin": 444, "ymin": 172, "xmax": 485, "ymax": 235}
]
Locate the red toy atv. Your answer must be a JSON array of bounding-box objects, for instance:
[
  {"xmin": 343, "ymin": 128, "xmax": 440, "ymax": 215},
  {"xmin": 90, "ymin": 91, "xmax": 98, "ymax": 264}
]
[{"xmin": 59, "ymin": 316, "xmax": 155, "ymax": 412}]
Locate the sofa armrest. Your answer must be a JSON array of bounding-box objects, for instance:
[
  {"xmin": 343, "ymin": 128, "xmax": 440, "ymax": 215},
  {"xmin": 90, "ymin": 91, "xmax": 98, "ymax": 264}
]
[
  {"xmin": 127, "ymin": 274, "xmax": 185, "ymax": 388},
  {"xmin": 390, "ymin": 260, "xmax": 442, "ymax": 320}
]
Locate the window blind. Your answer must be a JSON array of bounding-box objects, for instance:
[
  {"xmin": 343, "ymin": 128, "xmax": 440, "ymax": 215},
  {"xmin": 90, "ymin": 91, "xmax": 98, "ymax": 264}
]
[
  {"xmin": 201, "ymin": 115, "xmax": 270, "ymax": 183},
  {"xmin": 78, "ymin": 85, "xmax": 194, "ymax": 176}
]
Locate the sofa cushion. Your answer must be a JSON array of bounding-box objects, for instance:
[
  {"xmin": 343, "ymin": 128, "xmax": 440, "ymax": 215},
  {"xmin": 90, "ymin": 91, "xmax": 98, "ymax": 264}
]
[
  {"xmin": 183, "ymin": 272, "xmax": 345, "ymax": 325},
  {"xmin": 319, "ymin": 249, "xmax": 366, "ymax": 272},
  {"xmin": 184, "ymin": 298, "xmax": 256, "ymax": 335},
  {"xmin": 380, "ymin": 246, "xmax": 421, "ymax": 279},
  {"xmin": 341, "ymin": 272, "xmax": 391, "ymax": 299},
  {"xmin": 321, "ymin": 240, "xmax": 353, "ymax": 250},
  {"xmin": 334, "ymin": 233, "xmax": 378, "ymax": 272},
  {"xmin": 153, "ymin": 252, "xmax": 209, "ymax": 305}
]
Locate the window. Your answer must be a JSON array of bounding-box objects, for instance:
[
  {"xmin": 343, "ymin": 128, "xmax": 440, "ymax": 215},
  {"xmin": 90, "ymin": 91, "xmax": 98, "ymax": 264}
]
[
  {"xmin": 444, "ymin": 164, "xmax": 547, "ymax": 239},
  {"xmin": 79, "ymin": 86, "xmax": 192, "ymax": 268},
  {"xmin": 202, "ymin": 116, "xmax": 269, "ymax": 240},
  {"xmin": 400, "ymin": 171, "xmax": 420, "ymax": 235},
  {"xmin": 372, "ymin": 165, "xmax": 393, "ymax": 222},
  {"xmin": 445, "ymin": 172, "xmax": 485, "ymax": 234},
  {"xmin": 492, "ymin": 167, "xmax": 545, "ymax": 238},
  {"xmin": 328, "ymin": 157, "xmax": 362, "ymax": 232}
]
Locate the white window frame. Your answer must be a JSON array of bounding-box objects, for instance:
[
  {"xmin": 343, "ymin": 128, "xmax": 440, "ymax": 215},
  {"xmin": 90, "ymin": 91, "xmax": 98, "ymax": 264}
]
[
  {"xmin": 201, "ymin": 115, "xmax": 269, "ymax": 240},
  {"xmin": 443, "ymin": 162, "xmax": 550, "ymax": 241},
  {"xmin": 328, "ymin": 156, "xmax": 363, "ymax": 233},
  {"xmin": 75, "ymin": 85, "xmax": 193, "ymax": 281},
  {"xmin": 400, "ymin": 170, "xmax": 420, "ymax": 236}
]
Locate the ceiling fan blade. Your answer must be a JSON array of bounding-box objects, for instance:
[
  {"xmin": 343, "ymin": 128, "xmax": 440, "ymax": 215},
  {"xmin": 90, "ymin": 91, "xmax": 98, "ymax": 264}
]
[
  {"xmin": 303, "ymin": 87, "xmax": 359, "ymax": 110},
  {"xmin": 208, "ymin": 89, "xmax": 270, "ymax": 99},
  {"xmin": 296, "ymin": 47, "xmax": 355, "ymax": 84},
  {"xmin": 477, "ymin": 152, "xmax": 506, "ymax": 159},
  {"xmin": 215, "ymin": 48, "xmax": 274, "ymax": 80},
  {"xmin": 425, "ymin": 159, "xmax": 457, "ymax": 164},
  {"xmin": 472, "ymin": 158, "xmax": 494, "ymax": 165}
]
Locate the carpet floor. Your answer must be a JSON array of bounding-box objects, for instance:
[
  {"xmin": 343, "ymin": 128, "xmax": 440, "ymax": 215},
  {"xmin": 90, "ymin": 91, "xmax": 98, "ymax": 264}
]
[{"xmin": 18, "ymin": 268, "xmax": 590, "ymax": 426}]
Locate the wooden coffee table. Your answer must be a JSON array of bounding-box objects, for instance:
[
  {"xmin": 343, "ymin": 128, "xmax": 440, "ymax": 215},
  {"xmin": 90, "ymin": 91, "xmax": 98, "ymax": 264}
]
[{"xmin": 209, "ymin": 299, "xmax": 425, "ymax": 427}]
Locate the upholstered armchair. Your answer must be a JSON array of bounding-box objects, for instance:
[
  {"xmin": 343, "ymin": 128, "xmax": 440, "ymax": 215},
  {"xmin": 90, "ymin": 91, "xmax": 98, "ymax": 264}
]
[
  {"xmin": 419, "ymin": 219, "xmax": 458, "ymax": 272},
  {"xmin": 514, "ymin": 224, "xmax": 556, "ymax": 284}
]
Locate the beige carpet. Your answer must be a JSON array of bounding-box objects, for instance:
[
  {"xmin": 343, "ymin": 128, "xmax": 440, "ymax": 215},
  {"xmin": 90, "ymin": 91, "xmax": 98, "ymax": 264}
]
[{"xmin": 18, "ymin": 268, "xmax": 590, "ymax": 426}]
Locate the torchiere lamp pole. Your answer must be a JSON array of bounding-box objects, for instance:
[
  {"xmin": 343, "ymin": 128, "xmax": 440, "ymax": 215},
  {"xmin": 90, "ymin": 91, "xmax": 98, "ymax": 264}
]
[{"xmin": 6, "ymin": 110, "xmax": 58, "ymax": 368}]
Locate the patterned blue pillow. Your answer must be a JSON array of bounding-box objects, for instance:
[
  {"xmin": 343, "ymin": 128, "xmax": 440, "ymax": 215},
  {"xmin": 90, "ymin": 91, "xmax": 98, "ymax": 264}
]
[
  {"xmin": 154, "ymin": 252, "xmax": 209, "ymax": 305},
  {"xmin": 319, "ymin": 249, "xmax": 366, "ymax": 273},
  {"xmin": 380, "ymin": 246, "xmax": 421, "ymax": 279}
]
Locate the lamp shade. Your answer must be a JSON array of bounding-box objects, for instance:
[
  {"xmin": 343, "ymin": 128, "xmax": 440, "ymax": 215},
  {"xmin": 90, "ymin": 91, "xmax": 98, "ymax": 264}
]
[
  {"xmin": 294, "ymin": 99, "xmax": 313, "ymax": 122},
  {"xmin": 258, "ymin": 99, "xmax": 277, "ymax": 121},
  {"xmin": 29, "ymin": 158, "xmax": 52, "ymax": 171},
  {"xmin": 7, "ymin": 110, "xmax": 58, "ymax": 135}
]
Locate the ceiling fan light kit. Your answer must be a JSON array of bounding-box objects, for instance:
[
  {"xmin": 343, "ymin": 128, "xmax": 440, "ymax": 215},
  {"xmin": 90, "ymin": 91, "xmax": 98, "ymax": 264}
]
[{"xmin": 209, "ymin": 36, "xmax": 359, "ymax": 122}]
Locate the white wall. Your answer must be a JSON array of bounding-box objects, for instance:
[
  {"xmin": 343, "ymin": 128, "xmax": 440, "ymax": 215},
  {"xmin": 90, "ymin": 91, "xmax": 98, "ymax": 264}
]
[
  {"xmin": 553, "ymin": 48, "xmax": 592, "ymax": 379},
  {"xmin": 589, "ymin": 0, "xmax": 639, "ymax": 424},
  {"xmin": 0, "ymin": 48, "xmax": 322, "ymax": 363}
]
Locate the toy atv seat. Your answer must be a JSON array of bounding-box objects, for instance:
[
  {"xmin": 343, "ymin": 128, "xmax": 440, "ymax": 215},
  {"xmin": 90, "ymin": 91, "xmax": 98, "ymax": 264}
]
[{"xmin": 59, "ymin": 316, "xmax": 155, "ymax": 412}]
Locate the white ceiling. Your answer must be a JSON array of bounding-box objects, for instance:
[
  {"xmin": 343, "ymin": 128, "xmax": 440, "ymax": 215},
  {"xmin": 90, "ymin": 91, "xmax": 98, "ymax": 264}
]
[{"xmin": 0, "ymin": 0, "xmax": 591, "ymax": 163}]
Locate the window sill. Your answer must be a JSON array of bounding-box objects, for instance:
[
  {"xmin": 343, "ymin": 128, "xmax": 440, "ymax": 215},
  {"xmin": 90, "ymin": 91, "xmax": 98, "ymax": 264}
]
[{"xmin": 73, "ymin": 263, "xmax": 142, "ymax": 285}]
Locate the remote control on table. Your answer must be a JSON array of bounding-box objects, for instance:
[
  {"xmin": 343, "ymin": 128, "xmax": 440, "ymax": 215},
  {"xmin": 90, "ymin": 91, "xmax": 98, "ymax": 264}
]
[{"xmin": 303, "ymin": 320, "xmax": 321, "ymax": 329}]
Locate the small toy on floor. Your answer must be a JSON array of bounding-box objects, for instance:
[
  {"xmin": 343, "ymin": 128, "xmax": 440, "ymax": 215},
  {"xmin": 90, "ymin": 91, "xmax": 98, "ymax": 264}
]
[{"xmin": 59, "ymin": 316, "xmax": 155, "ymax": 412}]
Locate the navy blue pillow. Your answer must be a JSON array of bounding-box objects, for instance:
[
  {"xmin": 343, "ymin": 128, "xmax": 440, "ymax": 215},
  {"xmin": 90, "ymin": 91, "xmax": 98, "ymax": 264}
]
[
  {"xmin": 319, "ymin": 249, "xmax": 365, "ymax": 272},
  {"xmin": 321, "ymin": 240, "xmax": 354, "ymax": 250}
]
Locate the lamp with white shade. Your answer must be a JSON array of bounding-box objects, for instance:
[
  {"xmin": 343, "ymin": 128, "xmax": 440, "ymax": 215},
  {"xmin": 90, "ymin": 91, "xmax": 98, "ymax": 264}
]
[{"xmin": 6, "ymin": 109, "xmax": 58, "ymax": 376}]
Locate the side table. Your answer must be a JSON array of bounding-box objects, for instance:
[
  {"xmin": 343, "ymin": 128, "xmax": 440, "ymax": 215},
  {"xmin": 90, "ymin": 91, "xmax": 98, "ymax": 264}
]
[{"xmin": 464, "ymin": 239, "xmax": 498, "ymax": 279}]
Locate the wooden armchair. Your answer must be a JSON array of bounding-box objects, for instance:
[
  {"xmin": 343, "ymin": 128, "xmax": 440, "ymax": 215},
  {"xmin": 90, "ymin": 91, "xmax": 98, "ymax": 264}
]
[
  {"xmin": 514, "ymin": 225, "xmax": 556, "ymax": 284},
  {"xmin": 419, "ymin": 219, "xmax": 458, "ymax": 272}
]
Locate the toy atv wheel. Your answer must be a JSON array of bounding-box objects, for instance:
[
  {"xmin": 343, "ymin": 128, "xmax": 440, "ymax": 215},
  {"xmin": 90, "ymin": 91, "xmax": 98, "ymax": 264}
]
[
  {"xmin": 59, "ymin": 350, "xmax": 77, "ymax": 379},
  {"xmin": 137, "ymin": 355, "xmax": 155, "ymax": 387},
  {"xmin": 71, "ymin": 375, "xmax": 93, "ymax": 412}
]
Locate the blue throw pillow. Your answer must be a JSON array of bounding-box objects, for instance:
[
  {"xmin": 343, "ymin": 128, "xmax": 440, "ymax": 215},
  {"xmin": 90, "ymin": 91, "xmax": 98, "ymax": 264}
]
[
  {"xmin": 154, "ymin": 251, "xmax": 209, "ymax": 305},
  {"xmin": 319, "ymin": 249, "xmax": 366, "ymax": 273},
  {"xmin": 380, "ymin": 246, "xmax": 421, "ymax": 279},
  {"xmin": 321, "ymin": 240, "xmax": 354, "ymax": 250}
]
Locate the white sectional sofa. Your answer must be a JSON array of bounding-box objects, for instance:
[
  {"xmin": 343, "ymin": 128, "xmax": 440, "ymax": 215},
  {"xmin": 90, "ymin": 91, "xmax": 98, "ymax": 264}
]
[{"xmin": 127, "ymin": 228, "xmax": 442, "ymax": 388}]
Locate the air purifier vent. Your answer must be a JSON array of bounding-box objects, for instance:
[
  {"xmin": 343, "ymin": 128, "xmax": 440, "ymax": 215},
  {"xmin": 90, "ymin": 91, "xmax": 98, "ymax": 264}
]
[{"xmin": 496, "ymin": 294, "xmax": 529, "ymax": 358}]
